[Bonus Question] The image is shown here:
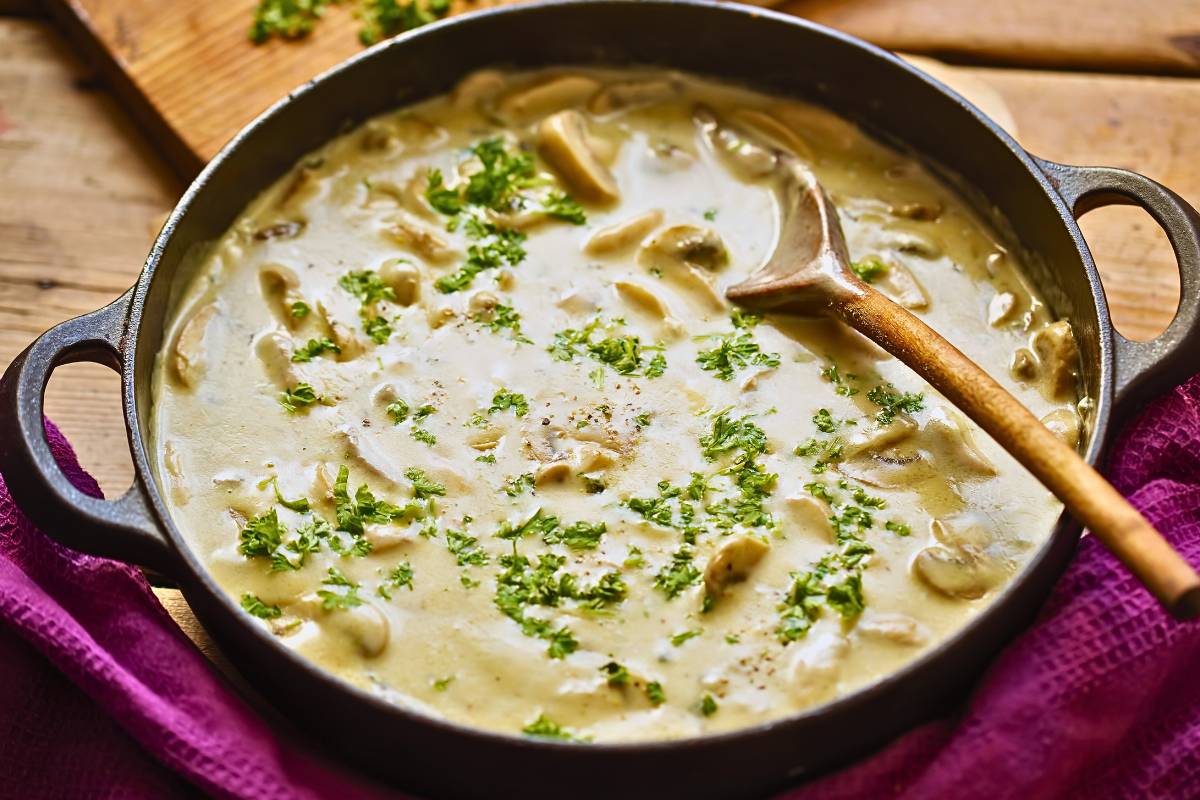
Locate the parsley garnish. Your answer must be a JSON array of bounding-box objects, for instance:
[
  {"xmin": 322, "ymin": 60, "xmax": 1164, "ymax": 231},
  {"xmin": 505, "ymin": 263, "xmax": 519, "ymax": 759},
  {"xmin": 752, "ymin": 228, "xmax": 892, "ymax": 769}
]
[
  {"xmin": 542, "ymin": 191, "xmax": 587, "ymax": 225},
  {"xmin": 850, "ymin": 256, "xmax": 888, "ymax": 283},
  {"xmin": 249, "ymin": 0, "xmax": 331, "ymax": 43},
  {"xmin": 445, "ymin": 529, "xmax": 488, "ymax": 567},
  {"xmin": 670, "ymin": 629, "xmax": 702, "ymax": 646},
  {"xmin": 496, "ymin": 508, "xmax": 559, "ymax": 541},
  {"xmin": 318, "ymin": 567, "xmax": 363, "ymax": 611},
  {"xmin": 521, "ymin": 714, "xmax": 586, "ymax": 742},
  {"xmin": 821, "ymin": 363, "xmax": 859, "ymax": 397},
  {"xmin": 290, "ymin": 301, "xmax": 311, "ymax": 318},
  {"xmin": 885, "ymin": 520, "xmax": 912, "ymax": 536},
  {"xmin": 240, "ymin": 593, "xmax": 282, "ymax": 619},
  {"xmin": 358, "ymin": 0, "xmax": 450, "ymax": 45},
  {"xmin": 867, "ymin": 384, "xmax": 925, "ymax": 425},
  {"xmin": 376, "ymin": 561, "xmax": 414, "ymax": 599},
  {"xmin": 699, "ymin": 694, "xmax": 719, "ymax": 716},
  {"xmin": 405, "ymin": 467, "xmax": 446, "ymax": 499},
  {"xmin": 291, "ymin": 337, "xmax": 340, "ymax": 363},
  {"xmin": 386, "ymin": 399, "xmax": 410, "ymax": 424},
  {"xmin": 645, "ymin": 681, "xmax": 666, "ymax": 706},
  {"xmin": 600, "ymin": 661, "xmax": 630, "ymax": 687},
  {"xmin": 239, "ymin": 509, "xmax": 287, "ymax": 559},
  {"xmin": 435, "ymin": 226, "xmax": 527, "ymax": 293},
  {"xmin": 432, "ymin": 676, "xmax": 455, "ymax": 691},
  {"xmin": 699, "ymin": 410, "xmax": 767, "ymax": 461},
  {"xmin": 502, "ymin": 473, "xmax": 535, "ymax": 497},
  {"xmin": 474, "ymin": 303, "xmax": 532, "ymax": 344},
  {"xmin": 654, "ymin": 546, "xmax": 702, "ymax": 599},
  {"xmin": 332, "ymin": 465, "xmax": 403, "ymax": 540},
  {"xmin": 544, "ymin": 520, "xmax": 606, "ymax": 550},
  {"xmin": 279, "ymin": 383, "xmax": 321, "ymax": 413},
  {"xmin": 489, "ymin": 389, "xmax": 529, "ymax": 418},
  {"xmin": 549, "ymin": 317, "xmax": 667, "ymax": 378},
  {"xmin": 339, "ymin": 270, "xmax": 396, "ymax": 305},
  {"xmin": 696, "ymin": 313, "xmax": 780, "ymax": 381}
]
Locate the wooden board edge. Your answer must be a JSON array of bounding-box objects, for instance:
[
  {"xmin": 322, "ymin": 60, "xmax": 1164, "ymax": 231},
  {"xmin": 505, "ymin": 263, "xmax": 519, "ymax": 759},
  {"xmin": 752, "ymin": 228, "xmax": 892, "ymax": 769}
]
[{"xmin": 43, "ymin": 0, "xmax": 204, "ymax": 180}]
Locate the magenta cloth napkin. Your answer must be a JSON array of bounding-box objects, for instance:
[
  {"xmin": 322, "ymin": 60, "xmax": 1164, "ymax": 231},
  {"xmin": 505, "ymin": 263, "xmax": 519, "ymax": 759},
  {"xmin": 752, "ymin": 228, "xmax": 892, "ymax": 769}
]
[{"xmin": 4, "ymin": 370, "xmax": 1200, "ymax": 798}]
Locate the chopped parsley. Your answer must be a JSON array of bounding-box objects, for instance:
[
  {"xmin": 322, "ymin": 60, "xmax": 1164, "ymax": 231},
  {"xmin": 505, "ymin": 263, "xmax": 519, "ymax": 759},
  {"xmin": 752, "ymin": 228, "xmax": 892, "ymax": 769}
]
[
  {"xmin": 406, "ymin": 467, "xmax": 446, "ymax": 499},
  {"xmin": 699, "ymin": 410, "xmax": 767, "ymax": 461},
  {"xmin": 867, "ymin": 384, "xmax": 925, "ymax": 425},
  {"xmin": 542, "ymin": 191, "xmax": 587, "ymax": 225},
  {"xmin": 318, "ymin": 567, "xmax": 363, "ymax": 611},
  {"xmin": 488, "ymin": 389, "xmax": 529, "ymax": 418},
  {"xmin": 654, "ymin": 546, "xmax": 702, "ymax": 599},
  {"xmin": 475, "ymin": 453, "xmax": 497, "ymax": 464},
  {"xmin": 495, "ymin": 508, "xmax": 558, "ymax": 541},
  {"xmin": 502, "ymin": 473, "xmax": 535, "ymax": 497},
  {"xmin": 332, "ymin": 465, "xmax": 404, "ymax": 538},
  {"xmin": 339, "ymin": 269, "xmax": 396, "ymax": 305},
  {"xmin": 821, "ymin": 363, "xmax": 859, "ymax": 397},
  {"xmin": 699, "ymin": 694, "xmax": 719, "ymax": 716},
  {"xmin": 623, "ymin": 546, "xmax": 645, "ymax": 569},
  {"xmin": 670, "ymin": 629, "xmax": 702, "ymax": 646},
  {"xmin": 290, "ymin": 301, "xmax": 311, "ymax": 318},
  {"xmin": 521, "ymin": 714, "xmax": 586, "ymax": 742},
  {"xmin": 290, "ymin": 336, "xmax": 340, "ymax": 362},
  {"xmin": 600, "ymin": 661, "xmax": 630, "ymax": 687},
  {"xmin": 435, "ymin": 226, "xmax": 527, "ymax": 293},
  {"xmin": 358, "ymin": 0, "xmax": 451, "ymax": 45},
  {"xmin": 549, "ymin": 317, "xmax": 667, "ymax": 378},
  {"xmin": 695, "ymin": 313, "xmax": 780, "ymax": 381},
  {"xmin": 239, "ymin": 509, "xmax": 287, "ymax": 559},
  {"xmin": 376, "ymin": 561, "xmax": 414, "ymax": 599},
  {"xmin": 361, "ymin": 312, "xmax": 393, "ymax": 345},
  {"xmin": 279, "ymin": 383, "xmax": 321, "ymax": 413},
  {"xmin": 411, "ymin": 426, "xmax": 437, "ymax": 446},
  {"xmin": 385, "ymin": 399, "xmax": 410, "ymax": 424},
  {"xmin": 248, "ymin": 0, "xmax": 331, "ymax": 43},
  {"xmin": 850, "ymin": 256, "xmax": 889, "ymax": 283},
  {"xmin": 645, "ymin": 681, "xmax": 666, "ymax": 706},
  {"xmin": 240, "ymin": 593, "xmax": 282, "ymax": 619},
  {"xmin": 885, "ymin": 520, "xmax": 912, "ymax": 536},
  {"xmin": 543, "ymin": 520, "xmax": 606, "ymax": 550},
  {"xmin": 432, "ymin": 676, "xmax": 455, "ymax": 691},
  {"xmin": 703, "ymin": 207, "xmax": 718, "ymax": 221},
  {"xmin": 445, "ymin": 529, "xmax": 488, "ymax": 567},
  {"xmin": 473, "ymin": 303, "xmax": 532, "ymax": 344}
]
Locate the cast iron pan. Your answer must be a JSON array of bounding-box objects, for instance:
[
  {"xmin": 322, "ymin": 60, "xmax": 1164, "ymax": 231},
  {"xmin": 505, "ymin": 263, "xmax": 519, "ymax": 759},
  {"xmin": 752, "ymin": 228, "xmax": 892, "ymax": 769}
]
[{"xmin": 3, "ymin": 2, "xmax": 1200, "ymax": 797}]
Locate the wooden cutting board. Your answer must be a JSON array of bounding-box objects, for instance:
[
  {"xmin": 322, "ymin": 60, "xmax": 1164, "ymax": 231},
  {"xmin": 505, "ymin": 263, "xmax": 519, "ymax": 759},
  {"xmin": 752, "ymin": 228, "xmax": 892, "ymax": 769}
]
[{"xmin": 44, "ymin": 0, "xmax": 1200, "ymax": 179}]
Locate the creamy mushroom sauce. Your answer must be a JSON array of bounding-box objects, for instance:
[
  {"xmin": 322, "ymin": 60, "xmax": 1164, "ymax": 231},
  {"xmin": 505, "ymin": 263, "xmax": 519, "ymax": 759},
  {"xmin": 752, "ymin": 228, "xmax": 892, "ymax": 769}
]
[{"xmin": 152, "ymin": 68, "xmax": 1084, "ymax": 742}]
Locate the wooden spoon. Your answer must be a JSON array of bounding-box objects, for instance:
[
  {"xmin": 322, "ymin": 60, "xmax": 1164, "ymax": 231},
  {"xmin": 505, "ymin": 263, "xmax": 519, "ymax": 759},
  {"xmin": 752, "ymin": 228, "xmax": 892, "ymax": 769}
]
[{"xmin": 727, "ymin": 152, "xmax": 1200, "ymax": 619}]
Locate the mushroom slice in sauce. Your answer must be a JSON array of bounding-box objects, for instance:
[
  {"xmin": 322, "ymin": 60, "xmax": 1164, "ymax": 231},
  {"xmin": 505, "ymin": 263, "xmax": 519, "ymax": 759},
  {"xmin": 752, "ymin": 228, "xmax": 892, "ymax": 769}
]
[{"xmin": 537, "ymin": 110, "xmax": 620, "ymax": 204}]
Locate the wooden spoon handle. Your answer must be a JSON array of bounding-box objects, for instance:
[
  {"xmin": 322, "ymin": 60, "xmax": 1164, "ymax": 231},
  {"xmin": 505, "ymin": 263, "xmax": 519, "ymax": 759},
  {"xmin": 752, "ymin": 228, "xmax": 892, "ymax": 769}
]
[{"xmin": 837, "ymin": 288, "xmax": 1200, "ymax": 619}]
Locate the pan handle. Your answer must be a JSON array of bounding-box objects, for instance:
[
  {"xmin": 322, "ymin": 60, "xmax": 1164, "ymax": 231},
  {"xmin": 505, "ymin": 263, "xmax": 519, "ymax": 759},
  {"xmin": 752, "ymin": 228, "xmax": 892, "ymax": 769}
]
[
  {"xmin": 0, "ymin": 289, "xmax": 177, "ymax": 574},
  {"xmin": 1035, "ymin": 157, "xmax": 1200, "ymax": 410}
]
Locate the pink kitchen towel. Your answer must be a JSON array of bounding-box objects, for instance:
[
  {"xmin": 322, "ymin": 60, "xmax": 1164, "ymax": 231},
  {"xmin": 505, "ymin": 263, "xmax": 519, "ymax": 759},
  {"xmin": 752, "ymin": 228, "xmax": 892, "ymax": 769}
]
[{"xmin": 3, "ymin": 368, "xmax": 1200, "ymax": 799}]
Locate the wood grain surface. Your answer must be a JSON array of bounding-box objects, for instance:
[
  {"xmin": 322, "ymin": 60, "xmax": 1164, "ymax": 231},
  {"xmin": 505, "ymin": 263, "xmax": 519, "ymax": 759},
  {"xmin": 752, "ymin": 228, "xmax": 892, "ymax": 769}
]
[
  {"xmin": 2, "ymin": 16, "xmax": 1198, "ymax": 500},
  {"xmin": 44, "ymin": 0, "xmax": 1200, "ymax": 179}
]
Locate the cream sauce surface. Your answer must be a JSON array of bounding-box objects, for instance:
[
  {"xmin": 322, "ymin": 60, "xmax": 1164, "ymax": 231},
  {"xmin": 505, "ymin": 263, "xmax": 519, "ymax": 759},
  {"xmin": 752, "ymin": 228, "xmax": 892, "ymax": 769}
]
[{"xmin": 152, "ymin": 68, "xmax": 1082, "ymax": 743}]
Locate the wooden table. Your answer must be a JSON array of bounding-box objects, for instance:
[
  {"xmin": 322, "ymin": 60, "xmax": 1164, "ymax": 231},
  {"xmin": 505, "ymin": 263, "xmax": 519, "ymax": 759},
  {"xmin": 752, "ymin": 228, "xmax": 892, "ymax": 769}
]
[{"xmin": 2, "ymin": 0, "xmax": 1199, "ymax": 731}]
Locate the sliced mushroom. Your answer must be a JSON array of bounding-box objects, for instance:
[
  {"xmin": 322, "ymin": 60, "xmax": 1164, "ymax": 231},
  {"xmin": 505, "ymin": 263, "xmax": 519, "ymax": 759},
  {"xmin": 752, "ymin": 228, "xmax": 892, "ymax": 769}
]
[
  {"xmin": 614, "ymin": 280, "xmax": 684, "ymax": 337},
  {"xmin": 878, "ymin": 262, "xmax": 928, "ymax": 310},
  {"xmin": 783, "ymin": 494, "xmax": 835, "ymax": 541},
  {"xmin": 642, "ymin": 225, "xmax": 729, "ymax": 272},
  {"xmin": 857, "ymin": 612, "xmax": 927, "ymax": 646},
  {"xmin": 452, "ymin": 69, "xmax": 508, "ymax": 110},
  {"xmin": 728, "ymin": 108, "xmax": 815, "ymax": 161},
  {"xmin": 537, "ymin": 110, "xmax": 619, "ymax": 204},
  {"xmin": 259, "ymin": 263, "xmax": 307, "ymax": 327},
  {"xmin": 467, "ymin": 427, "xmax": 503, "ymax": 452},
  {"xmin": 645, "ymin": 141, "xmax": 696, "ymax": 173},
  {"xmin": 886, "ymin": 229, "xmax": 942, "ymax": 259},
  {"xmin": 786, "ymin": 630, "xmax": 846, "ymax": 705},
  {"xmin": 172, "ymin": 303, "xmax": 217, "ymax": 387},
  {"xmin": 326, "ymin": 601, "xmax": 390, "ymax": 658},
  {"xmin": 573, "ymin": 444, "xmax": 618, "ymax": 473},
  {"xmin": 922, "ymin": 409, "xmax": 997, "ymax": 478},
  {"xmin": 383, "ymin": 212, "xmax": 459, "ymax": 263},
  {"xmin": 588, "ymin": 78, "xmax": 681, "ymax": 116},
  {"xmin": 316, "ymin": 298, "xmax": 365, "ymax": 361},
  {"xmin": 838, "ymin": 410, "xmax": 994, "ymax": 492},
  {"xmin": 495, "ymin": 269, "xmax": 516, "ymax": 291},
  {"xmin": 468, "ymin": 291, "xmax": 500, "ymax": 316},
  {"xmin": 365, "ymin": 526, "xmax": 416, "ymax": 554},
  {"xmin": 912, "ymin": 518, "xmax": 1006, "ymax": 599},
  {"xmin": 1041, "ymin": 408, "xmax": 1081, "ymax": 449},
  {"xmin": 253, "ymin": 220, "xmax": 305, "ymax": 241},
  {"xmin": 844, "ymin": 418, "xmax": 919, "ymax": 459},
  {"xmin": 694, "ymin": 105, "xmax": 777, "ymax": 181},
  {"xmin": 556, "ymin": 288, "xmax": 599, "ymax": 316},
  {"xmin": 427, "ymin": 306, "xmax": 457, "ymax": 329},
  {"xmin": 359, "ymin": 116, "xmax": 445, "ymax": 154},
  {"xmin": 988, "ymin": 291, "xmax": 1018, "ymax": 327},
  {"xmin": 310, "ymin": 462, "xmax": 337, "ymax": 505},
  {"xmin": 584, "ymin": 209, "xmax": 664, "ymax": 256},
  {"xmin": 337, "ymin": 426, "xmax": 407, "ymax": 485},
  {"xmin": 1032, "ymin": 320, "xmax": 1079, "ymax": 400},
  {"xmin": 890, "ymin": 200, "xmax": 943, "ymax": 221},
  {"xmin": 276, "ymin": 164, "xmax": 322, "ymax": 212},
  {"xmin": 495, "ymin": 74, "xmax": 602, "ymax": 124},
  {"xmin": 535, "ymin": 461, "xmax": 573, "ymax": 486},
  {"xmin": 379, "ymin": 259, "xmax": 421, "ymax": 306},
  {"xmin": 253, "ymin": 328, "xmax": 299, "ymax": 388},
  {"xmin": 1010, "ymin": 347, "xmax": 1038, "ymax": 381},
  {"xmin": 703, "ymin": 535, "xmax": 770, "ymax": 595}
]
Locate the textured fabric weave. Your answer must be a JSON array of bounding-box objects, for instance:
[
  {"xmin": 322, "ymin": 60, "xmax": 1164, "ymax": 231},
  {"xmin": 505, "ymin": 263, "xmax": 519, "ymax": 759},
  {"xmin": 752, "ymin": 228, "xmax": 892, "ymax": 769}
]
[{"xmin": 3, "ymin": 371, "xmax": 1200, "ymax": 799}]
